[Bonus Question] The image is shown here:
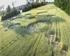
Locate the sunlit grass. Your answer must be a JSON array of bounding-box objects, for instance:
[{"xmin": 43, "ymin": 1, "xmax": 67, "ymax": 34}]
[{"xmin": 0, "ymin": 4, "xmax": 70, "ymax": 56}]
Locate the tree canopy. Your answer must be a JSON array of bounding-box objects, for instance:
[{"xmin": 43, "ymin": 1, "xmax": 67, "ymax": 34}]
[{"xmin": 54, "ymin": 0, "xmax": 70, "ymax": 15}]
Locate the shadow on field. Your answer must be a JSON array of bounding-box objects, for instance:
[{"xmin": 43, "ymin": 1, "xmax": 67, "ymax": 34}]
[
  {"xmin": 27, "ymin": 15, "xmax": 65, "ymax": 27},
  {"xmin": 2, "ymin": 20, "xmax": 31, "ymax": 37},
  {"xmin": 2, "ymin": 15, "xmax": 65, "ymax": 37}
]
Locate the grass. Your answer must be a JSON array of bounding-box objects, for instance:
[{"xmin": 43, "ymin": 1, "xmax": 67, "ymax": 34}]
[{"xmin": 0, "ymin": 4, "xmax": 70, "ymax": 56}]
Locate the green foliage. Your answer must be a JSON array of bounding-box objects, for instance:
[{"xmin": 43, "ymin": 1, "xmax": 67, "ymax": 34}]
[
  {"xmin": 6, "ymin": 5, "xmax": 11, "ymax": 13},
  {"xmin": 0, "ymin": 11, "xmax": 6, "ymax": 16},
  {"xmin": 22, "ymin": 2, "xmax": 46, "ymax": 12},
  {"xmin": 54, "ymin": 0, "xmax": 70, "ymax": 15},
  {"xmin": 1, "ymin": 9, "xmax": 20, "ymax": 21},
  {"xmin": 0, "ymin": 4, "xmax": 70, "ymax": 56},
  {"xmin": 1, "ymin": 5, "xmax": 20, "ymax": 21}
]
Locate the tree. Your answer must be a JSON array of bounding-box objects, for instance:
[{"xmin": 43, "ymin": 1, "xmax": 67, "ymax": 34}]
[
  {"xmin": 36, "ymin": 0, "xmax": 39, "ymax": 3},
  {"xmin": 54, "ymin": 0, "xmax": 70, "ymax": 15},
  {"xmin": 43, "ymin": 0, "xmax": 46, "ymax": 2},
  {"xmin": 0, "ymin": 11, "xmax": 5, "ymax": 16},
  {"xmin": 26, "ymin": 0, "xmax": 35, "ymax": 4},
  {"xmin": 6, "ymin": 5, "xmax": 11, "ymax": 13},
  {"xmin": 26, "ymin": 0, "xmax": 30, "ymax": 4}
]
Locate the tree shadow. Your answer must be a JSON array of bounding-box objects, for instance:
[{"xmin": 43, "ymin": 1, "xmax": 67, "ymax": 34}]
[
  {"xmin": 2, "ymin": 15, "xmax": 65, "ymax": 37},
  {"xmin": 2, "ymin": 20, "xmax": 32, "ymax": 37},
  {"xmin": 27, "ymin": 15, "xmax": 65, "ymax": 27}
]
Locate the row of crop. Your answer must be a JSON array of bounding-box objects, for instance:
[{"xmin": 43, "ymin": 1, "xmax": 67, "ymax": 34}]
[
  {"xmin": 1, "ymin": 30, "xmax": 20, "ymax": 51},
  {"xmin": 26, "ymin": 33, "xmax": 43, "ymax": 56},
  {"xmin": 1, "ymin": 35, "xmax": 21, "ymax": 56},
  {"xmin": 1, "ymin": 33, "xmax": 42, "ymax": 56},
  {"xmin": 47, "ymin": 21, "xmax": 61, "ymax": 56},
  {"xmin": 59, "ymin": 22, "xmax": 69, "ymax": 53},
  {"xmin": 60, "ymin": 23, "xmax": 68, "ymax": 45},
  {"xmin": 64, "ymin": 22, "xmax": 70, "ymax": 47},
  {"xmin": 50, "ymin": 18, "xmax": 68, "ymax": 55}
]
